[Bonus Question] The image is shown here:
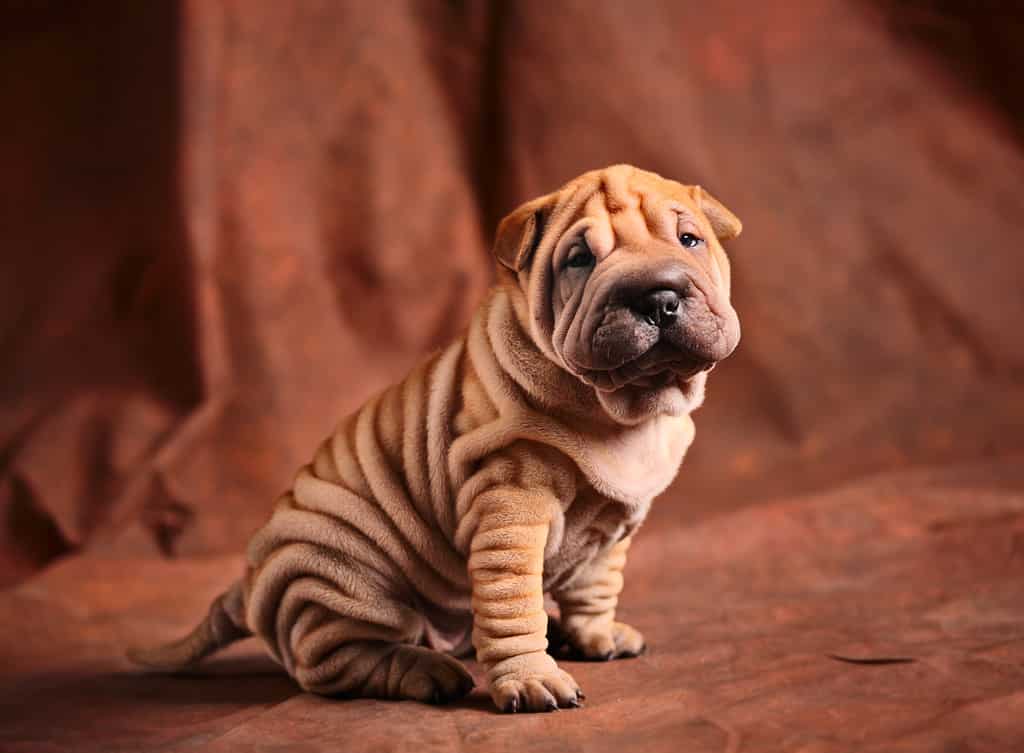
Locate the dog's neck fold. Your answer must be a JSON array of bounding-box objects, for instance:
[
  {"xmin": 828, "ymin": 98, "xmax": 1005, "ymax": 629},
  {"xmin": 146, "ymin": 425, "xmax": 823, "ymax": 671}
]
[{"xmin": 463, "ymin": 283, "xmax": 695, "ymax": 506}]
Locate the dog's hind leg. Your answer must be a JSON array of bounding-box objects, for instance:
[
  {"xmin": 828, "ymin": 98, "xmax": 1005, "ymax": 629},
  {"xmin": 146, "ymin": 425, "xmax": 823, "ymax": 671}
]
[
  {"xmin": 285, "ymin": 603, "xmax": 475, "ymax": 703},
  {"xmin": 244, "ymin": 504, "xmax": 475, "ymax": 704}
]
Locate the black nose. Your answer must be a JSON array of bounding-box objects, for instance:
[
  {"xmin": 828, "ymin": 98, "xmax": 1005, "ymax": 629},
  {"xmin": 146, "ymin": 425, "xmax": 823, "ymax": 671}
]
[{"xmin": 637, "ymin": 288, "xmax": 682, "ymax": 327}]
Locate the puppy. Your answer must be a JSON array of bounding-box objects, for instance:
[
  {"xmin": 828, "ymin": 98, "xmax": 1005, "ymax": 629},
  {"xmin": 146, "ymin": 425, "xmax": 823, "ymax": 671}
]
[{"xmin": 129, "ymin": 164, "xmax": 742, "ymax": 713}]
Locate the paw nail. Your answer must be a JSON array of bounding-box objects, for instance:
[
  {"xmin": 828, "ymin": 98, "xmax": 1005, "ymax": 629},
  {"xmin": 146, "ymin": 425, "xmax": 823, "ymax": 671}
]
[{"xmin": 545, "ymin": 700, "xmax": 558, "ymax": 712}]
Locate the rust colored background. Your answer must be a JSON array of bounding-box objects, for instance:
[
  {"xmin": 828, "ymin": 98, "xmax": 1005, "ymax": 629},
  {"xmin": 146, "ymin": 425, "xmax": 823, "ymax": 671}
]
[{"xmin": 1, "ymin": 1, "xmax": 1022, "ymax": 751}]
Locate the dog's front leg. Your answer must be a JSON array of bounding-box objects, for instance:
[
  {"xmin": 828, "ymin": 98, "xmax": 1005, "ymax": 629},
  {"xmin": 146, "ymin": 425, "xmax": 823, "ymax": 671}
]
[
  {"xmin": 551, "ymin": 537, "xmax": 646, "ymax": 660},
  {"xmin": 469, "ymin": 488, "xmax": 582, "ymax": 713}
]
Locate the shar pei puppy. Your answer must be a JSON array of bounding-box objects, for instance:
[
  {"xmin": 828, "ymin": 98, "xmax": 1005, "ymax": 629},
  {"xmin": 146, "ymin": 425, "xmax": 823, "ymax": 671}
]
[{"xmin": 129, "ymin": 164, "xmax": 742, "ymax": 713}]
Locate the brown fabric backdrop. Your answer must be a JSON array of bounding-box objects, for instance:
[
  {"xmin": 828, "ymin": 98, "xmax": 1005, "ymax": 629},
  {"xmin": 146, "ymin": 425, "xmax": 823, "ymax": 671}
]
[
  {"xmin": 1, "ymin": 2, "xmax": 1023, "ymax": 750},
  {"xmin": 3, "ymin": 0, "xmax": 1022, "ymax": 585}
]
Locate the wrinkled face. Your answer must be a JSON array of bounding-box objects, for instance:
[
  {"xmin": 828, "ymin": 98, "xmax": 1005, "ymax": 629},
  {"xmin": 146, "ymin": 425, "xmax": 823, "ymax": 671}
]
[{"xmin": 495, "ymin": 166, "xmax": 742, "ymax": 425}]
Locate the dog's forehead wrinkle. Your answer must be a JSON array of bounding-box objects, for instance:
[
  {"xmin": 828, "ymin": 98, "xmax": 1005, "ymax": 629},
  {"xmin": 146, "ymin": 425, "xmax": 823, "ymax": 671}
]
[
  {"xmin": 605, "ymin": 180, "xmax": 689, "ymax": 248},
  {"xmin": 583, "ymin": 192, "xmax": 611, "ymax": 224},
  {"xmin": 598, "ymin": 165, "xmax": 640, "ymax": 213},
  {"xmin": 605, "ymin": 203, "xmax": 654, "ymax": 250},
  {"xmin": 603, "ymin": 188, "xmax": 641, "ymax": 215},
  {"xmin": 575, "ymin": 194, "xmax": 614, "ymax": 255},
  {"xmin": 637, "ymin": 191, "xmax": 665, "ymax": 239}
]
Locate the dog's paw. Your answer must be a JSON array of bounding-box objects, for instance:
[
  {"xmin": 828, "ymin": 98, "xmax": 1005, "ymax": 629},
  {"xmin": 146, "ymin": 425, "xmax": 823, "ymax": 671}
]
[
  {"xmin": 393, "ymin": 646, "xmax": 476, "ymax": 704},
  {"xmin": 490, "ymin": 654, "xmax": 583, "ymax": 713},
  {"xmin": 550, "ymin": 617, "xmax": 646, "ymax": 661}
]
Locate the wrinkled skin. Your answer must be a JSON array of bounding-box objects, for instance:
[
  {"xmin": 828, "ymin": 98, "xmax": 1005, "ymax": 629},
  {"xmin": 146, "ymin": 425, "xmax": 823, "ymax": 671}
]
[{"xmin": 499, "ymin": 165, "xmax": 741, "ymax": 425}]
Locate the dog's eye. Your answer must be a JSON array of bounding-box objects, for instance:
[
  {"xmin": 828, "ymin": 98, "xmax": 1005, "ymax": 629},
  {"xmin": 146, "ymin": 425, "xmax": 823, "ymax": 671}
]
[
  {"xmin": 679, "ymin": 232, "xmax": 704, "ymax": 249},
  {"xmin": 565, "ymin": 242, "xmax": 596, "ymax": 269}
]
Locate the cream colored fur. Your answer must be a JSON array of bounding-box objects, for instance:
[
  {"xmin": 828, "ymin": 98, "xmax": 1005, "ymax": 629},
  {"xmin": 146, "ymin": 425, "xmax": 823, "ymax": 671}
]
[{"xmin": 129, "ymin": 165, "xmax": 741, "ymax": 713}]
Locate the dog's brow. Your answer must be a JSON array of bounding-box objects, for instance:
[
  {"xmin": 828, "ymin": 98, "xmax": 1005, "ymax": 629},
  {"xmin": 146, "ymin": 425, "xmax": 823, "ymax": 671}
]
[
  {"xmin": 637, "ymin": 192, "xmax": 665, "ymax": 239},
  {"xmin": 672, "ymin": 206, "xmax": 701, "ymax": 228}
]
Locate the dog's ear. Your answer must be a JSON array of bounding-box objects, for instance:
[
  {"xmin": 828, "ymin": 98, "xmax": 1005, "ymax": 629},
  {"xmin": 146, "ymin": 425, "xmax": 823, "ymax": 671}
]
[
  {"xmin": 692, "ymin": 186, "xmax": 742, "ymax": 242},
  {"xmin": 493, "ymin": 195, "xmax": 550, "ymax": 271}
]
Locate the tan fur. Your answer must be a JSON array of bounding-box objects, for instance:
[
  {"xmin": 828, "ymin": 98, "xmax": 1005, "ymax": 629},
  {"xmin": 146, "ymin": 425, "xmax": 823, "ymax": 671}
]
[{"xmin": 128, "ymin": 165, "xmax": 741, "ymax": 712}]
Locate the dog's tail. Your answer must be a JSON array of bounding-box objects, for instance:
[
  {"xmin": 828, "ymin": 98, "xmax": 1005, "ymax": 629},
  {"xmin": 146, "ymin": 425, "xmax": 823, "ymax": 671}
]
[{"xmin": 127, "ymin": 580, "xmax": 251, "ymax": 671}]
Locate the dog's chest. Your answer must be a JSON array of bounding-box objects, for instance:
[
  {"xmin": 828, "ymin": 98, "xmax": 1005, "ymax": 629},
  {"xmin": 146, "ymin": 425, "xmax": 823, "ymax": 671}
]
[
  {"xmin": 569, "ymin": 412, "xmax": 695, "ymax": 506},
  {"xmin": 541, "ymin": 487, "xmax": 647, "ymax": 592},
  {"xmin": 538, "ymin": 414, "xmax": 694, "ymax": 590}
]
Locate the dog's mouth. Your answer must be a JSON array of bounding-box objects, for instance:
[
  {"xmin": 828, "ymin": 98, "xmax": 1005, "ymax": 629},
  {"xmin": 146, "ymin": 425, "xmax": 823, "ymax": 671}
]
[
  {"xmin": 566, "ymin": 340, "xmax": 716, "ymax": 393},
  {"xmin": 561, "ymin": 293, "xmax": 735, "ymax": 393},
  {"xmin": 552, "ymin": 261, "xmax": 740, "ymax": 396}
]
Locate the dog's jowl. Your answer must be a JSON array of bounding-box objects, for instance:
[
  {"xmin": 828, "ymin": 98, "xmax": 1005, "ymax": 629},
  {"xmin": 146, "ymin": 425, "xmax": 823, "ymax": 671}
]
[{"xmin": 129, "ymin": 165, "xmax": 742, "ymax": 713}]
